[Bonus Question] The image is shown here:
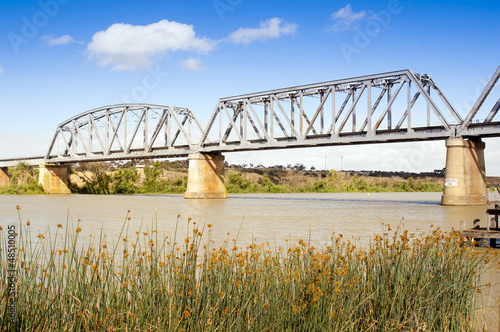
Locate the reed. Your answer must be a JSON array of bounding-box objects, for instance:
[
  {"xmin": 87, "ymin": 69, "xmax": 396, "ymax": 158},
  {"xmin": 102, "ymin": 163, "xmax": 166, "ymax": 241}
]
[{"xmin": 0, "ymin": 211, "xmax": 496, "ymax": 331}]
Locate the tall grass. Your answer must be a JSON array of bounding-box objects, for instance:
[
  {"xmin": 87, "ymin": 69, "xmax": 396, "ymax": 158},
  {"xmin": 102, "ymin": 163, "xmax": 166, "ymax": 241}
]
[{"xmin": 0, "ymin": 211, "xmax": 495, "ymax": 331}]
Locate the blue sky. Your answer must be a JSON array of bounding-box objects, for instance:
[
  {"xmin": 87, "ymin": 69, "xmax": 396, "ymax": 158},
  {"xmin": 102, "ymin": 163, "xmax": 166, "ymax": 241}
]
[{"xmin": 1, "ymin": 0, "xmax": 499, "ymax": 173}]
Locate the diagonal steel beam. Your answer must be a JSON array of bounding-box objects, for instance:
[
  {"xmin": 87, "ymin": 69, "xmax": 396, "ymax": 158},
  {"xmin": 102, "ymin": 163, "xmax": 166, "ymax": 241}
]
[
  {"xmin": 126, "ymin": 109, "xmax": 145, "ymax": 153},
  {"xmin": 374, "ymin": 80, "xmax": 405, "ymax": 131},
  {"xmin": 170, "ymin": 114, "xmax": 190, "ymax": 147},
  {"xmin": 406, "ymin": 71, "xmax": 451, "ymax": 130},
  {"xmin": 242, "ymin": 101, "xmax": 263, "ymax": 140},
  {"xmin": 272, "ymin": 96, "xmax": 299, "ymax": 138},
  {"xmin": 222, "ymin": 104, "xmax": 244, "ymax": 143},
  {"xmin": 199, "ymin": 101, "xmax": 221, "ymax": 146},
  {"xmin": 89, "ymin": 115, "xmax": 106, "ymax": 153},
  {"xmin": 170, "ymin": 109, "xmax": 193, "ymax": 148},
  {"xmin": 395, "ymin": 91, "xmax": 421, "ymax": 130},
  {"xmin": 360, "ymin": 87, "xmax": 386, "ymax": 131},
  {"xmin": 485, "ymin": 98, "xmax": 500, "ymax": 122},
  {"xmin": 461, "ymin": 65, "xmax": 500, "ymax": 130},
  {"xmin": 335, "ymin": 91, "xmax": 353, "ymax": 123},
  {"xmin": 45, "ymin": 130, "xmax": 59, "ymax": 159},
  {"xmin": 270, "ymin": 97, "xmax": 289, "ymax": 138},
  {"xmin": 304, "ymin": 88, "xmax": 332, "ymax": 137},
  {"xmin": 73, "ymin": 120, "xmax": 89, "ymax": 155},
  {"xmin": 222, "ymin": 104, "xmax": 242, "ymax": 142},
  {"xmin": 107, "ymin": 110, "xmax": 125, "ymax": 154},
  {"xmin": 425, "ymin": 76, "xmax": 463, "ymax": 123},
  {"xmin": 327, "ymin": 91, "xmax": 353, "ymax": 136},
  {"xmin": 147, "ymin": 109, "xmax": 169, "ymax": 152},
  {"xmin": 245, "ymin": 100, "xmax": 270, "ymax": 141},
  {"xmin": 58, "ymin": 128, "xmax": 72, "ymax": 158},
  {"xmin": 338, "ymin": 84, "xmax": 367, "ymax": 133}
]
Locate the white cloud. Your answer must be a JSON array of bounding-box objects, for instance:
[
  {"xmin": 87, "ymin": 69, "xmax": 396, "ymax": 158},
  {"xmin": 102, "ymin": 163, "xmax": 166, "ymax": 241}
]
[
  {"xmin": 180, "ymin": 57, "xmax": 203, "ymax": 71},
  {"xmin": 87, "ymin": 20, "xmax": 216, "ymax": 71},
  {"xmin": 229, "ymin": 17, "xmax": 298, "ymax": 45},
  {"xmin": 329, "ymin": 4, "xmax": 366, "ymax": 32},
  {"xmin": 42, "ymin": 34, "xmax": 79, "ymax": 46}
]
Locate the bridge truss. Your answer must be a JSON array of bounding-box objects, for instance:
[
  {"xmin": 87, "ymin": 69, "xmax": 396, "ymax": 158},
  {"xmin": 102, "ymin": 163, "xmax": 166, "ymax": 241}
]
[
  {"xmin": 1, "ymin": 66, "xmax": 499, "ymax": 167},
  {"xmin": 199, "ymin": 67, "xmax": 500, "ymax": 153},
  {"xmin": 44, "ymin": 104, "xmax": 204, "ymax": 163}
]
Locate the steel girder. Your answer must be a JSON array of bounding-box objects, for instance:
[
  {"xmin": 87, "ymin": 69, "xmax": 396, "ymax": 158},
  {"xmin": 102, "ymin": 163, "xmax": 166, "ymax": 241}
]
[
  {"xmin": 198, "ymin": 69, "xmax": 464, "ymax": 153},
  {"xmin": 44, "ymin": 104, "xmax": 204, "ymax": 163},
  {"xmin": 0, "ymin": 157, "xmax": 45, "ymax": 167}
]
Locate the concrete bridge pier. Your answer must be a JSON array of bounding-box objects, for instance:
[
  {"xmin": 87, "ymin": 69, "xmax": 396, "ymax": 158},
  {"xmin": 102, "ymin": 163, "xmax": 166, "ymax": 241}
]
[
  {"xmin": 441, "ymin": 138, "xmax": 486, "ymax": 206},
  {"xmin": 38, "ymin": 164, "xmax": 71, "ymax": 194},
  {"xmin": 184, "ymin": 153, "xmax": 227, "ymax": 199},
  {"xmin": 0, "ymin": 167, "xmax": 10, "ymax": 187}
]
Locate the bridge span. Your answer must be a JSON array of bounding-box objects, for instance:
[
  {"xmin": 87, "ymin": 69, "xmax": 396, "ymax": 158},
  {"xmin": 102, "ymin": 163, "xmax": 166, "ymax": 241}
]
[{"xmin": 1, "ymin": 66, "xmax": 499, "ymax": 205}]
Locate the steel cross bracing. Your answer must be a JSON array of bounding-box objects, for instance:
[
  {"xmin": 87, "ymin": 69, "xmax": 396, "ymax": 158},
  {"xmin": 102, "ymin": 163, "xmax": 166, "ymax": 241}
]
[
  {"xmin": 198, "ymin": 69, "xmax": 470, "ymax": 153},
  {"xmin": 44, "ymin": 104, "xmax": 204, "ymax": 163},
  {"xmin": 1, "ymin": 66, "xmax": 499, "ymax": 168}
]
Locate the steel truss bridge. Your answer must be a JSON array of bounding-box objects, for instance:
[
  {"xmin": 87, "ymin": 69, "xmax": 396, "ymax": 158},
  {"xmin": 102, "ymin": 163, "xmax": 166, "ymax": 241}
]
[{"xmin": 1, "ymin": 66, "xmax": 499, "ymax": 167}]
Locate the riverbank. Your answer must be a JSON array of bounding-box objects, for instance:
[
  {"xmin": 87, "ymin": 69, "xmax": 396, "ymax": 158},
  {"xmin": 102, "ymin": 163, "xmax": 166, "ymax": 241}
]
[
  {"xmin": 67, "ymin": 161, "xmax": 444, "ymax": 195},
  {"xmin": 0, "ymin": 162, "xmax": 444, "ymax": 195},
  {"xmin": 0, "ymin": 212, "xmax": 496, "ymax": 331},
  {"xmin": 0, "ymin": 163, "xmax": 45, "ymax": 195}
]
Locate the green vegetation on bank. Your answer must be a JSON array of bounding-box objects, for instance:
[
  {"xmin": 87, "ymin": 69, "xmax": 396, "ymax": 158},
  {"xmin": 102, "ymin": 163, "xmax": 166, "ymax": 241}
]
[
  {"xmin": 69, "ymin": 161, "xmax": 442, "ymax": 195},
  {"xmin": 0, "ymin": 160, "xmax": 443, "ymax": 195},
  {"xmin": 0, "ymin": 212, "xmax": 495, "ymax": 331},
  {"xmin": 226, "ymin": 170, "xmax": 443, "ymax": 194},
  {"xmin": 68, "ymin": 161, "xmax": 187, "ymax": 195},
  {"xmin": 0, "ymin": 163, "xmax": 45, "ymax": 195}
]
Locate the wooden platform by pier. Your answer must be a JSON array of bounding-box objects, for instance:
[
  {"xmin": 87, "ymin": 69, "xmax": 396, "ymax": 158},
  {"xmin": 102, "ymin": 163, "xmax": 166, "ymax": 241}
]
[
  {"xmin": 460, "ymin": 179, "xmax": 500, "ymax": 248},
  {"xmin": 462, "ymin": 228, "xmax": 500, "ymax": 248}
]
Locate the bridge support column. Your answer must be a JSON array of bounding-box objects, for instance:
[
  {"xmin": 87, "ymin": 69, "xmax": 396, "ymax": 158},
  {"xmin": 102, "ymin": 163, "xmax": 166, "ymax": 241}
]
[
  {"xmin": 184, "ymin": 153, "xmax": 227, "ymax": 199},
  {"xmin": 38, "ymin": 164, "xmax": 71, "ymax": 194},
  {"xmin": 441, "ymin": 138, "xmax": 486, "ymax": 206},
  {"xmin": 0, "ymin": 167, "xmax": 10, "ymax": 187}
]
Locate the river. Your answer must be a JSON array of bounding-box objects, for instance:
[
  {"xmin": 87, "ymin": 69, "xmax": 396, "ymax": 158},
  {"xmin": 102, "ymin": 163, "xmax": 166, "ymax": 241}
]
[
  {"xmin": 0, "ymin": 192, "xmax": 489, "ymax": 247},
  {"xmin": 0, "ymin": 192, "xmax": 498, "ymax": 330}
]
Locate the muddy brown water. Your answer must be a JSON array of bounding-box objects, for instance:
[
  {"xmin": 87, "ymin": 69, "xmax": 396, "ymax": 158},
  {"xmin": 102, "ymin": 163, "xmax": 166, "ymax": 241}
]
[{"xmin": 0, "ymin": 192, "xmax": 498, "ymax": 330}]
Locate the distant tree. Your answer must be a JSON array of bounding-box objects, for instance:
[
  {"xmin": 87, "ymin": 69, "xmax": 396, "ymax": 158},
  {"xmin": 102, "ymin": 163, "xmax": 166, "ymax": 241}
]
[
  {"xmin": 294, "ymin": 163, "xmax": 306, "ymax": 171},
  {"xmin": 310, "ymin": 166, "xmax": 316, "ymax": 171}
]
